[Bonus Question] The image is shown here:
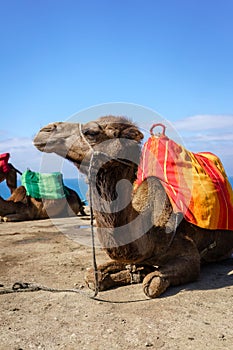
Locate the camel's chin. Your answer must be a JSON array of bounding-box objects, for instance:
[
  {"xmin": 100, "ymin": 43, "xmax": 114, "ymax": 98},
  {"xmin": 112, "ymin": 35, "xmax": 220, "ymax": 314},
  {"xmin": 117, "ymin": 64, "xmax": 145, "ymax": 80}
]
[
  {"xmin": 75, "ymin": 162, "xmax": 89, "ymax": 174},
  {"xmin": 33, "ymin": 142, "xmax": 46, "ymax": 151},
  {"xmin": 62, "ymin": 157, "xmax": 84, "ymax": 173},
  {"xmin": 65, "ymin": 156, "xmax": 89, "ymax": 173}
]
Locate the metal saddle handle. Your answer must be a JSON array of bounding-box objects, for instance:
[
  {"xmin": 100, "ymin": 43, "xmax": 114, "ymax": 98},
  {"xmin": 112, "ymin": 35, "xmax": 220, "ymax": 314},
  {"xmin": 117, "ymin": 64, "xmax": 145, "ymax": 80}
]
[{"xmin": 150, "ymin": 123, "xmax": 166, "ymax": 136}]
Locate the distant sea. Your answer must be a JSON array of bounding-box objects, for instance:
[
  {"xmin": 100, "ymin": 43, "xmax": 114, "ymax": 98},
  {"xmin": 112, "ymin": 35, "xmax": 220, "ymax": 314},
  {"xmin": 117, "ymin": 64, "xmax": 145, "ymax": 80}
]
[{"xmin": 0, "ymin": 176, "xmax": 233, "ymax": 201}]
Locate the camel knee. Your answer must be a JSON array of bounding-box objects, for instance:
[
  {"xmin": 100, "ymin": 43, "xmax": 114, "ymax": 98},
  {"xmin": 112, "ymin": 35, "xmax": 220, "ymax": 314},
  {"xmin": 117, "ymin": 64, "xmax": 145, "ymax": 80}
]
[{"xmin": 142, "ymin": 256, "xmax": 200, "ymax": 298}]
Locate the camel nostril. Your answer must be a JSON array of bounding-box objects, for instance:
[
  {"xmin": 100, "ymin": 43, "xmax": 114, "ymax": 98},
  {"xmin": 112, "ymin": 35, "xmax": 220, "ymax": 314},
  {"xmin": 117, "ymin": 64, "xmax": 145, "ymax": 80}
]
[{"xmin": 40, "ymin": 124, "xmax": 57, "ymax": 133}]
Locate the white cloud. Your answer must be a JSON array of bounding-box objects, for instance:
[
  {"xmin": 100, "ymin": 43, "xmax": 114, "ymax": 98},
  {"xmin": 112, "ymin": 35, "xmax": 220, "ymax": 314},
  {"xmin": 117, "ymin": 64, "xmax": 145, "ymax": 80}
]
[
  {"xmin": 0, "ymin": 137, "xmax": 33, "ymax": 149},
  {"xmin": 173, "ymin": 114, "xmax": 233, "ymax": 176},
  {"xmin": 174, "ymin": 114, "xmax": 233, "ymax": 131},
  {"xmin": 184, "ymin": 132, "xmax": 233, "ymax": 143}
]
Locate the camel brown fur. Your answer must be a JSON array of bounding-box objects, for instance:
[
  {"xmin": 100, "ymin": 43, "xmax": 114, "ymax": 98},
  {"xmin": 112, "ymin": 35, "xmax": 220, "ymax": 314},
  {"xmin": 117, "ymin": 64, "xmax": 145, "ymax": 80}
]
[
  {"xmin": 34, "ymin": 116, "xmax": 233, "ymax": 298},
  {"xmin": 0, "ymin": 185, "xmax": 86, "ymax": 222}
]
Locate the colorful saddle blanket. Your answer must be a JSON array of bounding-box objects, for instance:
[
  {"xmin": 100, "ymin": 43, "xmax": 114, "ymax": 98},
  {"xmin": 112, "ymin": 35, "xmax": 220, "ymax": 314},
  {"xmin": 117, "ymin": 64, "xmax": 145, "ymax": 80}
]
[
  {"xmin": 0, "ymin": 153, "xmax": 11, "ymax": 174},
  {"xmin": 134, "ymin": 130, "xmax": 233, "ymax": 231},
  {"xmin": 21, "ymin": 170, "xmax": 68, "ymax": 199}
]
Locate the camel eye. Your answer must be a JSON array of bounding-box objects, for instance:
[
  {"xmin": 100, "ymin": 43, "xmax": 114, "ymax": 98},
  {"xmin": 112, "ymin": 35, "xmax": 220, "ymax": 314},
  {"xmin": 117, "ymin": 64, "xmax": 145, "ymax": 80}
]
[{"xmin": 83, "ymin": 129, "xmax": 100, "ymax": 137}]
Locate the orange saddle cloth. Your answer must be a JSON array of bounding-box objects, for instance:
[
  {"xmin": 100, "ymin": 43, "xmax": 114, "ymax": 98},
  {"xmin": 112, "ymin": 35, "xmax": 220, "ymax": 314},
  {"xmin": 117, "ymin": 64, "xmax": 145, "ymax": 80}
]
[{"xmin": 134, "ymin": 128, "xmax": 233, "ymax": 231}]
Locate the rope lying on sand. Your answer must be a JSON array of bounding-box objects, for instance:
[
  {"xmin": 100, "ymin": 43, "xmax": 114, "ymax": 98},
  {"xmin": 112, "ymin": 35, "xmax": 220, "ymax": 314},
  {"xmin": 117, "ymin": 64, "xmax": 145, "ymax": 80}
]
[{"xmin": 0, "ymin": 281, "xmax": 96, "ymax": 298}]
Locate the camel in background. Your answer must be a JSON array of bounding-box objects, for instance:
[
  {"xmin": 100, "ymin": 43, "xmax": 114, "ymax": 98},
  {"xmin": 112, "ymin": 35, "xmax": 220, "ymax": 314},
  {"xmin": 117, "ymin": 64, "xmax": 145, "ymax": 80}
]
[
  {"xmin": 0, "ymin": 185, "xmax": 86, "ymax": 222},
  {"xmin": 0, "ymin": 153, "xmax": 22, "ymax": 194}
]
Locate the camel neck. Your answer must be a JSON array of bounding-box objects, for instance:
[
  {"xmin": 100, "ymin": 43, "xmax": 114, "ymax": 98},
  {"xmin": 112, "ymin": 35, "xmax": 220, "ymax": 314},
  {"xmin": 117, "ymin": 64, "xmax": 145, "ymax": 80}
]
[{"xmin": 88, "ymin": 154, "xmax": 137, "ymax": 215}]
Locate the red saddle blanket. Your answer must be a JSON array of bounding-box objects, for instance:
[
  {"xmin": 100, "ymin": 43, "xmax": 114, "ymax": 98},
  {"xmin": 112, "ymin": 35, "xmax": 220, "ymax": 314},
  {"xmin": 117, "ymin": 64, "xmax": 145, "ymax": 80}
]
[
  {"xmin": 0, "ymin": 153, "xmax": 10, "ymax": 174},
  {"xmin": 134, "ymin": 132, "xmax": 233, "ymax": 231}
]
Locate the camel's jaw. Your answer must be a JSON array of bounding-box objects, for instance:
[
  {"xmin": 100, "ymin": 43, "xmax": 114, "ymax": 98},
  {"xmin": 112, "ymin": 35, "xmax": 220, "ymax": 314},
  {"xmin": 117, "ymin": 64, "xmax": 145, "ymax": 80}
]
[{"xmin": 34, "ymin": 138, "xmax": 64, "ymax": 154}]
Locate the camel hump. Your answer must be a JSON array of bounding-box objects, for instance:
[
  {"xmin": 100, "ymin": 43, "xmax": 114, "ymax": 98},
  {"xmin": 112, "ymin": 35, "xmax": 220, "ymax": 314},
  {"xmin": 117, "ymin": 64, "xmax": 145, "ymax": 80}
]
[{"xmin": 8, "ymin": 186, "xmax": 27, "ymax": 203}]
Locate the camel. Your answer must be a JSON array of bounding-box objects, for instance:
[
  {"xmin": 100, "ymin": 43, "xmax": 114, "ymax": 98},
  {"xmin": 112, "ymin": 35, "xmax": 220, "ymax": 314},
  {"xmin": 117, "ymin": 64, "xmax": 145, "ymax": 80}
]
[
  {"xmin": 0, "ymin": 153, "xmax": 22, "ymax": 194},
  {"xmin": 0, "ymin": 185, "xmax": 86, "ymax": 222},
  {"xmin": 33, "ymin": 116, "xmax": 233, "ymax": 298}
]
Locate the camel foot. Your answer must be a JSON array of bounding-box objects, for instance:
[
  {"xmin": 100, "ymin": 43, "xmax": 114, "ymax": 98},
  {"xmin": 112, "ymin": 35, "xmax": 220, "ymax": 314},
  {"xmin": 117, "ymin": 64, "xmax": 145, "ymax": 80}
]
[
  {"xmin": 0, "ymin": 216, "xmax": 8, "ymax": 222},
  {"xmin": 0, "ymin": 214, "xmax": 24, "ymax": 222},
  {"xmin": 80, "ymin": 208, "xmax": 87, "ymax": 216},
  {"xmin": 143, "ymin": 272, "xmax": 170, "ymax": 298},
  {"xmin": 85, "ymin": 268, "xmax": 132, "ymax": 291},
  {"xmin": 85, "ymin": 262, "xmax": 154, "ymax": 292}
]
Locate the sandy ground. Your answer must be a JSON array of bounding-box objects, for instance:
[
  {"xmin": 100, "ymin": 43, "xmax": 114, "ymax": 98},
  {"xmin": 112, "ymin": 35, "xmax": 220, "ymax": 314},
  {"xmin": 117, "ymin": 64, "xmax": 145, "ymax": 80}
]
[{"xmin": 0, "ymin": 211, "xmax": 233, "ymax": 350}]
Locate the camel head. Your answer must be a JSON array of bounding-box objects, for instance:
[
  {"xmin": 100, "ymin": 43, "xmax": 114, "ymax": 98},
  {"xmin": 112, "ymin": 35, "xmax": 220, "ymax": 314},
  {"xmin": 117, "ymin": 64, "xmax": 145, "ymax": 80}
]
[{"xmin": 34, "ymin": 116, "xmax": 144, "ymax": 174}]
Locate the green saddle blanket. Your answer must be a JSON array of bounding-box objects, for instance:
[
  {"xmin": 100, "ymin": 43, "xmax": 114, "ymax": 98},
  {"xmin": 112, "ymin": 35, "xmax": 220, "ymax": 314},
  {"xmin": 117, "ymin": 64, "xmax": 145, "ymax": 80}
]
[{"xmin": 21, "ymin": 170, "xmax": 68, "ymax": 199}]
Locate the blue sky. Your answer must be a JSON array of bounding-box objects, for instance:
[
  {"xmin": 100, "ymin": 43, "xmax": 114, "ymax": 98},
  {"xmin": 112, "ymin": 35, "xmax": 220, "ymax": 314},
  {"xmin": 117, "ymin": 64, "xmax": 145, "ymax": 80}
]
[{"xmin": 0, "ymin": 0, "xmax": 233, "ymax": 177}]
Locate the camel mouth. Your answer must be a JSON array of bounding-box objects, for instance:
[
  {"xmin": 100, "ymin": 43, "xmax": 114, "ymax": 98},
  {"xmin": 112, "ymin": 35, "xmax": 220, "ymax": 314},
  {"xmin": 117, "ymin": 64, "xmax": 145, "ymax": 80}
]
[
  {"xmin": 33, "ymin": 141, "xmax": 46, "ymax": 152},
  {"xmin": 34, "ymin": 142, "xmax": 46, "ymax": 150},
  {"xmin": 33, "ymin": 134, "xmax": 48, "ymax": 151},
  {"xmin": 33, "ymin": 139, "xmax": 59, "ymax": 153}
]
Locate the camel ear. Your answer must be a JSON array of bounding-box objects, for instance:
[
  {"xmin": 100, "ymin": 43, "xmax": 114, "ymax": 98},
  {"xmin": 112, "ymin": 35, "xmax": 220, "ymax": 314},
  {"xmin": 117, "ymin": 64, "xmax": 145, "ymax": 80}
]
[{"xmin": 121, "ymin": 127, "xmax": 144, "ymax": 142}]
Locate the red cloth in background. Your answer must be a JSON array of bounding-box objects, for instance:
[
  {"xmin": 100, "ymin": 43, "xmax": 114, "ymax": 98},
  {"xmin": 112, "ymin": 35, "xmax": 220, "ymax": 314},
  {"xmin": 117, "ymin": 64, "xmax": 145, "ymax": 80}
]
[{"xmin": 0, "ymin": 153, "xmax": 11, "ymax": 173}]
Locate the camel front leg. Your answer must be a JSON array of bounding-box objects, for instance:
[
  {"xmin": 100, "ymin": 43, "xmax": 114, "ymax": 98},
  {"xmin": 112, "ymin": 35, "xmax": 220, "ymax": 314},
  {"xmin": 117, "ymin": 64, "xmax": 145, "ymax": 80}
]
[
  {"xmin": 142, "ymin": 254, "xmax": 200, "ymax": 298},
  {"xmin": 6, "ymin": 167, "xmax": 17, "ymax": 194},
  {"xmin": 85, "ymin": 261, "xmax": 154, "ymax": 291},
  {"xmin": 0, "ymin": 213, "xmax": 29, "ymax": 222}
]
